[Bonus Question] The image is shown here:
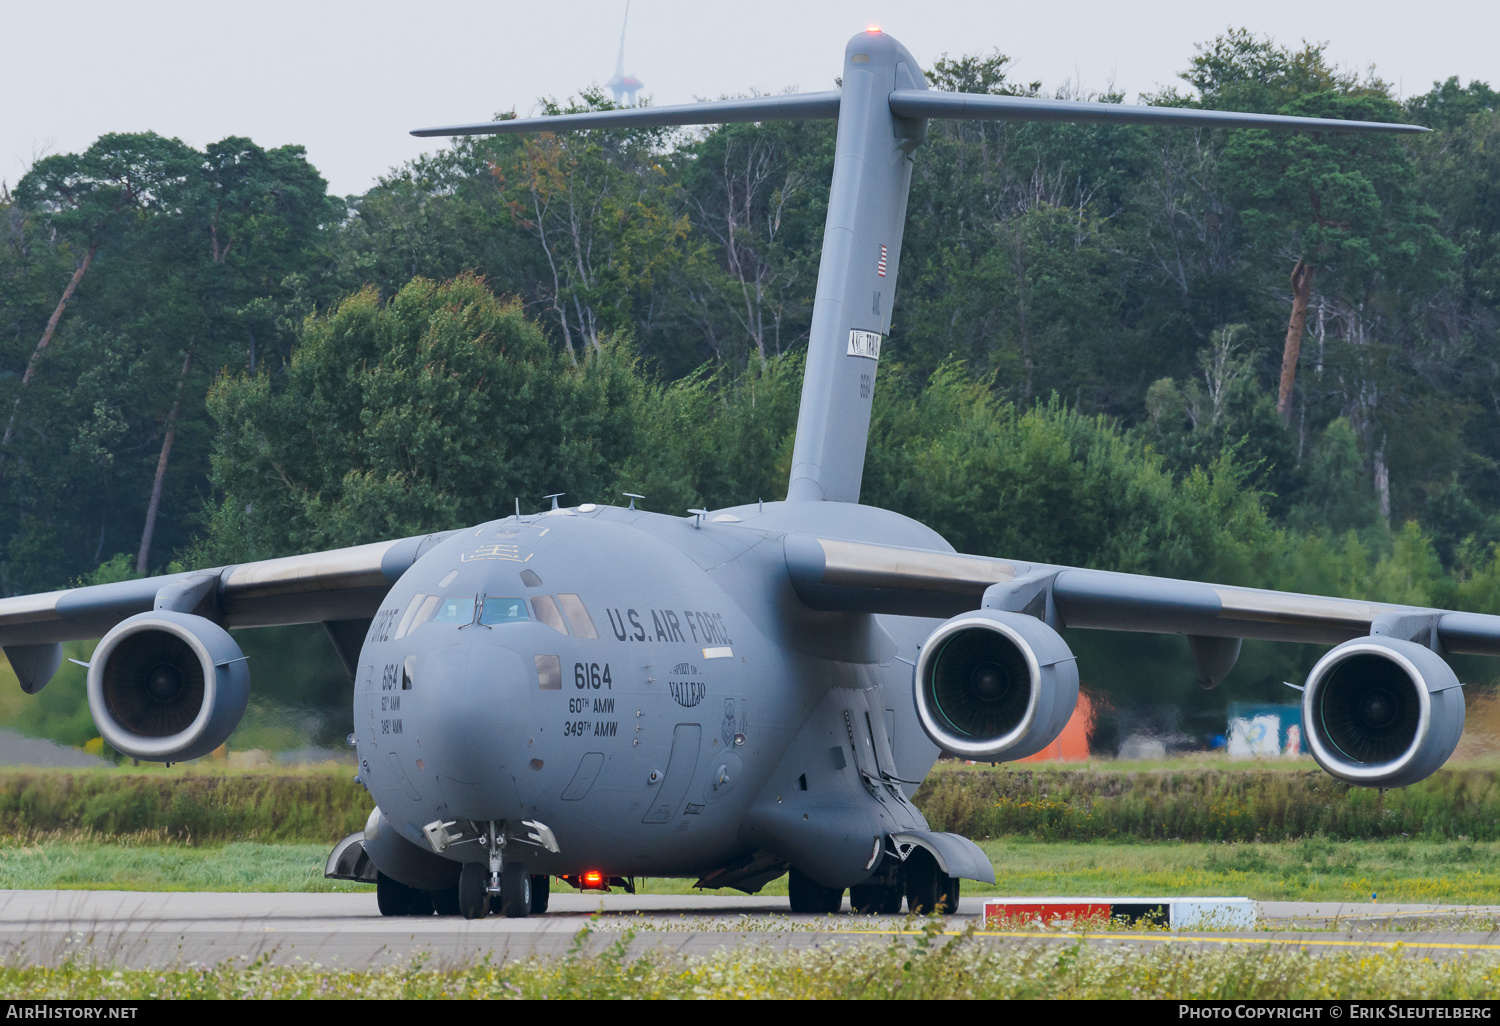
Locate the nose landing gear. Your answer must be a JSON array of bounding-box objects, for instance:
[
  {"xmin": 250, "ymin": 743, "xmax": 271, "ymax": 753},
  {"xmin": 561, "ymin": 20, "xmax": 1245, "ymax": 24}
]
[
  {"xmin": 463, "ymin": 820, "xmax": 537, "ymax": 919},
  {"xmin": 377, "ymin": 816, "xmax": 558, "ymax": 919}
]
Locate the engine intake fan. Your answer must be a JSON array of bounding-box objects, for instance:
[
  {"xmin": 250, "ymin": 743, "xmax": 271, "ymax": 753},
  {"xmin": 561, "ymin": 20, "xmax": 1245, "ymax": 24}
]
[
  {"xmin": 1302, "ymin": 636, "xmax": 1465, "ymax": 788},
  {"xmin": 87, "ymin": 611, "xmax": 250, "ymax": 762},
  {"xmin": 914, "ymin": 610, "xmax": 1078, "ymax": 761}
]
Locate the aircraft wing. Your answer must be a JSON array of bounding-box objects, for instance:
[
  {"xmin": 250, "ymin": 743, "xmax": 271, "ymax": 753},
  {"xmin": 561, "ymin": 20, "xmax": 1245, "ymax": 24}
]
[
  {"xmin": 0, "ymin": 531, "xmax": 458, "ymax": 650},
  {"xmin": 782, "ymin": 535, "xmax": 1500, "ymax": 656}
]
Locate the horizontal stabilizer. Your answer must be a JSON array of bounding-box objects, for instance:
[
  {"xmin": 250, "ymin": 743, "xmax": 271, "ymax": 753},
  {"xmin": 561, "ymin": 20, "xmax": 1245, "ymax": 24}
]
[
  {"xmin": 411, "ymin": 92, "xmax": 841, "ymax": 137},
  {"xmin": 888, "ymin": 89, "xmax": 1429, "ymax": 134}
]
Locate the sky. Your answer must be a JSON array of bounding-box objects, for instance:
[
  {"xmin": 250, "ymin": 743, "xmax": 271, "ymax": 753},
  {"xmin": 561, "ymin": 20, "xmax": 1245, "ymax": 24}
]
[{"xmin": 5, "ymin": 0, "xmax": 1498, "ymax": 196}]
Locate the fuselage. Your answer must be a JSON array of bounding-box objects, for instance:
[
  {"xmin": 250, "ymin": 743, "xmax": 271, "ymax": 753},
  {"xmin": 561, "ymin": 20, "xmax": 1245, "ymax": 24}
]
[{"xmin": 353, "ymin": 499, "xmax": 948, "ymax": 879}]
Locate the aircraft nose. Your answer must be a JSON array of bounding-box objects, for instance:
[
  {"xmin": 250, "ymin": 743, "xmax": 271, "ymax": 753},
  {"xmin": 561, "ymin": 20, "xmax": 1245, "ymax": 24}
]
[{"xmin": 420, "ymin": 641, "xmax": 531, "ymax": 821}]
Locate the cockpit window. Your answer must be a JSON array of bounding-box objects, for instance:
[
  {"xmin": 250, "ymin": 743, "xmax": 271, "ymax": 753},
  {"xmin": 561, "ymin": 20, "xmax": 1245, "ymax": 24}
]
[
  {"xmin": 396, "ymin": 594, "xmax": 439, "ymax": 638},
  {"xmin": 531, "ymin": 595, "xmax": 569, "ymax": 635},
  {"xmin": 556, "ymin": 594, "xmax": 598, "ymax": 639},
  {"xmin": 480, "ymin": 597, "xmax": 531, "ymax": 625},
  {"xmin": 432, "ymin": 595, "xmax": 476, "ymax": 624}
]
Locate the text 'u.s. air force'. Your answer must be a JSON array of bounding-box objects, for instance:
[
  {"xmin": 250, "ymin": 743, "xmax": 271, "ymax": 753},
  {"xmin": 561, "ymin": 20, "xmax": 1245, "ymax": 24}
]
[{"xmin": 604, "ymin": 608, "xmax": 732, "ymax": 646}]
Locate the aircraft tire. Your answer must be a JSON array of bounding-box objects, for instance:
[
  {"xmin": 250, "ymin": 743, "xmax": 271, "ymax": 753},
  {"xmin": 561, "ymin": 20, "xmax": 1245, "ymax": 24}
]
[
  {"xmin": 850, "ymin": 882, "xmax": 904, "ymax": 915},
  {"xmin": 530, "ymin": 875, "xmax": 551, "ymax": 914},
  {"xmin": 943, "ymin": 876, "xmax": 961, "ymax": 913},
  {"xmin": 904, "ymin": 850, "xmax": 960, "ymax": 914},
  {"xmin": 788, "ymin": 867, "xmax": 843, "ymax": 914},
  {"xmin": 407, "ymin": 888, "xmax": 435, "ymax": 916},
  {"xmin": 432, "ymin": 886, "xmax": 462, "ymax": 917},
  {"xmin": 376, "ymin": 872, "xmax": 412, "ymax": 917},
  {"xmin": 499, "ymin": 862, "xmax": 532, "ymax": 919},
  {"xmin": 457, "ymin": 863, "xmax": 490, "ymax": 920}
]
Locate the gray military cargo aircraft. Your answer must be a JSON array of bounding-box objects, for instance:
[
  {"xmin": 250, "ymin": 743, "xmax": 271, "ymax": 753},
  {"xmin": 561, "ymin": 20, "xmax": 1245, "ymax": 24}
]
[{"xmin": 0, "ymin": 29, "xmax": 1482, "ymax": 920}]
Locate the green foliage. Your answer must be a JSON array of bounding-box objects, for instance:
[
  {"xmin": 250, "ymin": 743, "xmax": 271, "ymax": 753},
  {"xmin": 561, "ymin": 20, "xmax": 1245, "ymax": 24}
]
[
  {"xmin": 196, "ymin": 274, "xmax": 642, "ymax": 557},
  {"xmin": 3, "ymin": 645, "xmax": 99, "ymax": 748},
  {"xmin": 1287, "ymin": 418, "xmax": 1383, "ymax": 535},
  {"xmin": 1407, "ymin": 76, "xmax": 1500, "ymax": 131},
  {"xmin": 865, "ymin": 366, "xmax": 1274, "ymax": 582},
  {"xmin": 14, "ymin": 132, "xmax": 200, "ymax": 253},
  {"xmin": 916, "ymin": 764, "xmax": 1500, "ymax": 842},
  {"xmin": 1222, "ymin": 91, "xmax": 1451, "ymax": 296},
  {"xmin": 0, "ymin": 132, "xmax": 337, "ymax": 588},
  {"xmin": 608, "ymin": 354, "xmax": 803, "ymax": 513},
  {"xmin": 9, "ymin": 762, "xmax": 1499, "ymax": 847},
  {"xmin": 0, "ymin": 770, "xmax": 368, "ymax": 843}
]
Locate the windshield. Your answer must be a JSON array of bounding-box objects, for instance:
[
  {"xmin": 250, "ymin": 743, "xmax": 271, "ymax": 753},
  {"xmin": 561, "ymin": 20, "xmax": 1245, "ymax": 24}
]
[
  {"xmin": 432, "ymin": 596, "xmax": 475, "ymax": 624},
  {"xmin": 480, "ymin": 597, "xmax": 531, "ymax": 625}
]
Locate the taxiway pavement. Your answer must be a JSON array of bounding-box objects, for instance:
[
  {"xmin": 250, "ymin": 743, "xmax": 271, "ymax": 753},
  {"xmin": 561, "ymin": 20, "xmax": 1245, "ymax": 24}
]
[{"xmin": 1, "ymin": 891, "xmax": 1498, "ymax": 969}]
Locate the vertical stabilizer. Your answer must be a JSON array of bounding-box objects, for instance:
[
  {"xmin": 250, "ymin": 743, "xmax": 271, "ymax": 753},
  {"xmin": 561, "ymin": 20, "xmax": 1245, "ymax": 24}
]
[{"xmin": 786, "ymin": 31, "xmax": 927, "ymax": 503}]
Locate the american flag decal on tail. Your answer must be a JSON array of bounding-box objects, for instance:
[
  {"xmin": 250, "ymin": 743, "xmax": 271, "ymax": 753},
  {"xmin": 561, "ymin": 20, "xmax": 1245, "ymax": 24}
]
[{"xmin": 877, "ymin": 245, "xmax": 888, "ymax": 277}]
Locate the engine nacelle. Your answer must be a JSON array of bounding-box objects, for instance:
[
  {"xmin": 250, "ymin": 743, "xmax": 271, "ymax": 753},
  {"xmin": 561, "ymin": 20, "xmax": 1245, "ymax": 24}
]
[
  {"xmin": 86, "ymin": 611, "xmax": 250, "ymax": 762},
  {"xmin": 914, "ymin": 610, "xmax": 1079, "ymax": 761},
  {"xmin": 1302, "ymin": 636, "xmax": 1465, "ymax": 788}
]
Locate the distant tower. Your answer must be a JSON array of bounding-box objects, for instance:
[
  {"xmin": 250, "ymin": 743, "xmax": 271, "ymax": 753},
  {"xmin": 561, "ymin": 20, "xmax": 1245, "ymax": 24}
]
[{"xmin": 605, "ymin": 1, "xmax": 644, "ymax": 105}]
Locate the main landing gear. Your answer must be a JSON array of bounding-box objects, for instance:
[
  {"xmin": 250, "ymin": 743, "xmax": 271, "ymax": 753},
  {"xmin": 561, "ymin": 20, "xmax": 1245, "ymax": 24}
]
[
  {"xmin": 377, "ymin": 869, "xmax": 550, "ymax": 919},
  {"xmin": 786, "ymin": 848, "xmax": 960, "ymax": 916},
  {"xmin": 788, "ymin": 867, "xmax": 844, "ymax": 914}
]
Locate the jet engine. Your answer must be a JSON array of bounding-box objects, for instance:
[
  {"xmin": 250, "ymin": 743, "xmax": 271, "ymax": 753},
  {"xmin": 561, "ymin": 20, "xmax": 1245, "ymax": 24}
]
[
  {"xmin": 1302, "ymin": 636, "xmax": 1465, "ymax": 788},
  {"xmin": 913, "ymin": 610, "xmax": 1079, "ymax": 761},
  {"xmin": 86, "ymin": 611, "xmax": 250, "ymax": 762}
]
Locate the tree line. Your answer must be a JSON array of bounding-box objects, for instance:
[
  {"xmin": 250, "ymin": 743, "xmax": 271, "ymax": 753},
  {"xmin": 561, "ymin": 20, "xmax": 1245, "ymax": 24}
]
[{"xmin": 6, "ymin": 30, "xmax": 1500, "ymax": 712}]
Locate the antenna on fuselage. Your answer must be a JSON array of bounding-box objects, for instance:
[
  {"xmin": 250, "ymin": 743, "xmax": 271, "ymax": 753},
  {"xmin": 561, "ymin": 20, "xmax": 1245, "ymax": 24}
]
[
  {"xmin": 544, "ymin": 492, "xmax": 565, "ymax": 510},
  {"xmin": 622, "ymin": 492, "xmax": 644, "ymax": 511},
  {"xmin": 414, "ymin": 29, "xmax": 1425, "ymax": 507}
]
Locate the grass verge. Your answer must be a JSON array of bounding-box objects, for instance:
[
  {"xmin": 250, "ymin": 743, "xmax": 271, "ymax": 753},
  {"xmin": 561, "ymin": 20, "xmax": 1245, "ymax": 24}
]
[
  {"xmin": 979, "ymin": 837, "xmax": 1500, "ymax": 904},
  {"xmin": 5, "ymin": 760, "xmax": 1500, "ymax": 845},
  {"xmin": 3, "ymin": 835, "xmax": 1499, "ymax": 904},
  {"xmin": 0, "ymin": 836, "xmax": 364, "ymax": 893},
  {"xmin": 3, "ymin": 926, "xmax": 1499, "ymax": 998}
]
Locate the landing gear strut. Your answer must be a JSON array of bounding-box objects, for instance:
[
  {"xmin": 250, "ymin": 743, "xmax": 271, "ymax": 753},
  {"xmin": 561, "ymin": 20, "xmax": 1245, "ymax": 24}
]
[{"xmin": 476, "ymin": 819, "xmax": 534, "ymax": 918}]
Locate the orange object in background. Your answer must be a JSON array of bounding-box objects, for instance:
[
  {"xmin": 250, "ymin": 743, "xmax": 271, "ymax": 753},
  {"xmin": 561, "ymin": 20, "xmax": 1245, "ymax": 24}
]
[{"xmin": 1017, "ymin": 692, "xmax": 1095, "ymax": 763}]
